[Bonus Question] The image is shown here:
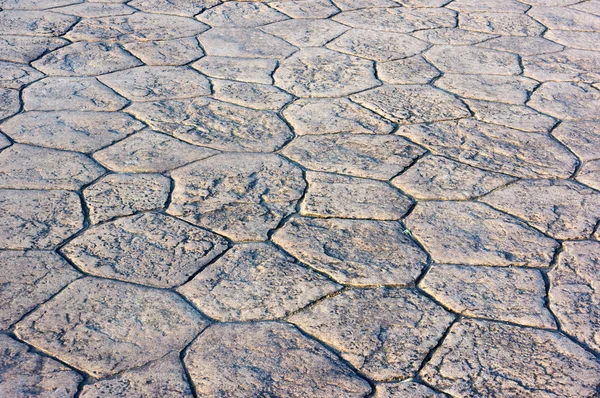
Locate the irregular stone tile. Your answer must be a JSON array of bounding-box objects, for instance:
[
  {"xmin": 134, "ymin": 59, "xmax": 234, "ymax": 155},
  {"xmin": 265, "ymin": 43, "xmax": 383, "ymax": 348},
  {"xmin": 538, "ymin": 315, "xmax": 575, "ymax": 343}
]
[
  {"xmin": 395, "ymin": 0, "xmax": 452, "ymax": 5},
  {"xmin": 448, "ymin": 0, "xmax": 530, "ymax": 12},
  {"xmin": 524, "ymin": 49, "xmax": 600, "ymax": 83},
  {"xmin": 274, "ymin": 48, "xmax": 378, "ymax": 97},
  {"xmin": 553, "ymin": 120, "xmax": 600, "ymax": 161},
  {"xmin": 282, "ymin": 98, "xmax": 394, "ymax": 135},
  {"xmin": 0, "ymin": 111, "xmax": 144, "ymax": 152},
  {"xmin": 0, "ymin": 134, "xmax": 9, "ymax": 149},
  {"xmin": 124, "ymin": 38, "xmax": 204, "ymax": 66},
  {"xmin": 436, "ymin": 74, "xmax": 538, "ymax": 105},
  {"xmin": 0, "ymin": 0, "xmax": 81, "ymax": 9},
  {"xmin": 127, "ymin": 98, "xmax": 293, "ymax": 152},
  {"xmin": 374, "ymin": 381, "xmax": 446, "ymax": 398},
  {"xmin": 32, "ymin": 42, "xmax": 142, "ymax": 76},
  {"xmin": 0, "ymin": 189, "xmax": 83, "ymax": 250},
  {"xmin": 168, "ymin": 153, "xmax": 305, "ymax": 241},
  {"xmin": 529, "ymin": 6, "xmax": 600, "ymax": 31},
  {"xmin": 392, "ymin": 155, "xmax": 514, "ymax": 200},
  {"xmin": 465, "ymin": 99, "xmax": 556, "ymax": 132},
  {"xmin": 99, "ymin": 66, "xmax": 210, "ymax": 102},
  {"xmin": 94, "ymin": 130, "xmax": 217, "ymax": 173},
  {"xmin": 0, "ymin": 36, "xmax": 67, "ymax": 64},
  {"xmin": 578, "ymin": 160, "xmax": 600, "ymax": 190},
  {"xmin": 332, "ymin": 7, "xmax": 456, "ymax": 33},
  {"xmin": 192, "ymin": 56, "xmax": 276, "ymax": 84},
  {"xmin": 351, "ymin": 85, "xmax": 470, "ymax": 124},
  {"xmin": 0, "ymin": 144, "xmax": 104, "ymax": 190},
  {"xmin": 399, "ymin": 120, "xmax": 578, "ymax": 178},
  {"xmin": 377, "ymin": 56, "xmax": 440, "ymax": 85},
  {"xmin": 129, "ymin": 0, "xmax": 220, "ymax": 17},
  {"xmin": 51, "ymin": 2, "xmax": 136, "ymax": 17},
  {"xmin": 184, "ymin": 322, "xmax": 371, "ymax": 396},
  {"xmin": 332, "ymin": 0, "xmax": 399, "ymax": 10},
  {"xmin": 479, "ymin": 36, "xmax": 563, "ymax": 56},
  {"xmin": 15, "ymin": 278, "xmax": 207, "ymax": 378},
  {"xmin": 421, "ymin": 264, "xmax": 555, "ymax": 328},
  {"xmin": 212, "ymin": 79, "xmax": 292, "ymax": 110},
  {"xmin": 528, "ymin": 82, "xmax": 600, "ymax": 120},
  {"xmin": 83, "ymin": 173, "xmax": 171, "ymax": 223},
  {"xmin": 260, "ymin": 19, "xmax": 348, "ymax": 47},
  {"xmin": 460, "ymin": 12, "xmax": 545, "ymax": 36},
  {"xmin": 0, "ymin": 88, "xmax": 20, "ymax": 120},
  {"xmin": 0, "ymin": 251, "xmax": 80, "ymax": 330},
  {"xmin": 549, "ymin": 241, "xmax": 600, "ymax": 353},
  {"xmin": 0, "ymin": 11, "xmax": 77, "ymax": 36},
  {"xmin": 425, "ymin": 45, "xmax": 520, "ymax": 75},
  {"xmin": 179, "ymin": 243, "xmax": 340, "ymax": 321},
  {"xmin": 270, "ymin": 0, "xmax": 340, "ymax": 19},
  {"xmin": 421, "ymin": 319, "xmax": 600, "ymax": 397},
  {"xmin": 412, "ymin": 28, "xmax": 497, "ymax": 45},
  {"xmin": 80, "ymin": 354, "xmax": 193, "ymax": 398},
  {"xmin": 0, "ymin": 335, "xmax": 81, "ymax": 398},
  {"xmin": 281, "ymin": 134, "xmax": 425, "ymax": 180},
  {"xmin": 290, "ymin": 288, "xmax": 455, "ymax": 380},
  {"xmin": 571, "ymin": 0, "xmax": 600, "ymax": 15},
  {"xmin": 523, "ymin": 0, "xmax": 582, "ymax": 4},
  {"xmin": 198, "ymin": 27, "xmax": 297, "ymax": 58},
  {"xmin": 405, "ymin": 201, "xmax": 558, "ymax": 267},
  {"xmin": 272, "ymin": 218, "xmax": 428, "ymax": 286},
  {"xmin": 545, "ymin": 30, "xmax": 600, "ymax": 51},
  {"xmin": 198, "ymin": 1, "xmax": 288, "ymax": 27},
  {"xmin": 23, "ymin": 77, "xmax": 128, "ymax": 112},
  {"xmin": 0, "ymin": 61, "xmax": 43, "ymax": 89}
]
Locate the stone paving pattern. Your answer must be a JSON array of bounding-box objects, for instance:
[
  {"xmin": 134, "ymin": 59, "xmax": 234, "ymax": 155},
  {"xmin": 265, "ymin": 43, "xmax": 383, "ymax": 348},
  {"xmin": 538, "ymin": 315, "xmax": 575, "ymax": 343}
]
[{"xmin": 0, "ymin": 0, "xmax": 599, "ymax": 397}]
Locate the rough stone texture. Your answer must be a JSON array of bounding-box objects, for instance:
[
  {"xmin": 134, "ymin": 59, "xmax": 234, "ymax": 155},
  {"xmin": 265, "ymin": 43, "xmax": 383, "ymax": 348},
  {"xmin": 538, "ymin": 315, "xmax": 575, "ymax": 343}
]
[
  {"xmin": 421, "ymin": 319, "xmax": 600, "ymax": 397},
  {"xmin": 0, "ymin": 0, "xmax": 82, "ymax": 9},
  {"xmin": 129, "ymin": 0, "xmax": 220, "ymax": 17},
  {"xmin": 435, "ymin": 74, "xmax": 538, "ymax": 105},
  {"xmin": 425, "ymin": 45, "xmax": 521, "ymax": 75},
  {"xmin": 290, "ymin": 288, "xmax": 455, "ymax": 381},
  {"xmin": 0, "ymin": 11, "xmax": 78, "ymax": 36},
  {"xmin": 123, "ymin": 38, "xmax": 204, "ymax": 66},
  {"xmin": 332, "ymin": 7, "xmax": 456, "ymax": 32},
  {"xmin": 448, "ymin": 0, "xmax": 530, "ymax": 12},
  {"xmin": 332, "ymin": 0, "xmax": 399, "ymax": 10},
  {"xmin": 0, "ymin": 88, "xmax": 20, "ymax": 120},
  {"xmin": 178, "ymin": 243, "xmax": 340, "ymax": 321},
  {"xmin": 578, "ymin": 160, "xmax": 600, "ymax": 190},
  {"xmin": 459, "ymin": 12, "xmax": 545, "ymax": 36},
  {"xmin": 524, "ymin": 49, "xmax": 600, "ymax": 83},
  {"xmin": 270, "ymin": 0, "xmax": 340, "ymax": 19},
  {"xmin": 374, "ymin": 382, "xmax": 447, "ymax": 398},
  {"xmin": 260, "ymin": 19, "xmax": 349, "ymax": 47},
  {"xmin": 528, "ymin": 6, "xmax": 600, "ymax": 31},
  {"xmin": 272, "ymin": 217, "xmax": 428, "ymax": 286},
  {"xmin": 0, "ymin": 61, "xmax": 44, "ymax": 89},
  {"xmin": 479, "ymin": 36, "xmax": 564, "ymax": 56},
  {"xmin": 51, "ymin": 3, "xmax": 136, "ymax": 17},
  {"xmin": 198, "ymin": 28, "xmax": 297, "ymax": 59},
  {"xmin": 377, "ymin": 56, "xmax": 440, "ymax": 85},
  {"xmin": 212, "ymin": 79, "xmax": 292, "ymax": 110},
  {"xmin": 544, "ymin": 30, "xmax": 600, "ymax": 51},
  {"xmin": 197, "ymin": 1, "xmax": 288, "ymax": 27},
  {"xmin": 15, "ymin": 277, "xmax": 208, "ymax": 378},
  {"xmin": 184, "ymin": 322, "xmax": 371, "ymax": 397},
  {"xmin": 0, "ymin": 36, "xmax": 67, "ymax": 64},
  {"xmin": 529, "ymin": 82, "xmax": 600, "ymax": 120},
  {"xmin": 413, "ymin": 28, "xmax": 496, "ymax": 45},
  {"xmin": 192, "ymin": 56, "xmax": 277, "ymax": 84},
  {"xmin": 553, "ymin": 121, "xmax": 600, "ymax": 161},
  {"xmin": 465, "ymin": 99, "xmax": 556, "ymax": 132}
]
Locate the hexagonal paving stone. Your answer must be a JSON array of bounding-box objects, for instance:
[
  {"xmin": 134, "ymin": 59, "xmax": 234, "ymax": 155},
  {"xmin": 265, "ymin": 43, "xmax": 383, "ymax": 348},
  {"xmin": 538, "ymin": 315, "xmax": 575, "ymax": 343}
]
[
  {"xmin": 197, "ymin": 1, "xmax": 288, "ymax": 27},
  {"xmin": 528, "ymin": 6, "xmax": 600, "ymax": 31},
  {"xmin": 270, "ymin": 0, "xmax": 340, "ymax": 19},
  {"xmin": 448, "ymin": 0, "xmax": 530, "ymax": 12},
  {"xmin": 0, "ymin": 10, "xmax": 77, "ymax": 36},
  {"xmin": 413, "ymin": 28, "xmax": 497, "ymax": 45},
  {"xmin": 332, "ymin": 7, "xmax": 456, "ymax": 32},
  {"xmin": 184, "ymin": 322, "xmax": 371, "ymax": 396},
  {"xmin": 178, "ymin": 243, "xmax": 340, "ymax": 321},
  {"xmin": 332, "ymin": 0, "xmax": 399, "ymax": 10},
  {"xmin": 376, "ymin": 56, "xmax": 440, "ymax": 85},
  {"xmin": 168, "ymin": 153, "xmax": 305, "ymax": 242},
  {"xmin": 374, "ymin": 381, "xmax": 446, "ymax": 397},
  {"xmin": 212, "ymin": 79, "xmax": 292, "ymax": 110},
  {"xmin": 128, "ymin": 0, "xmax": 220, "ymax": 17},
  {"xmin": 51, "ymin": 2, "xmax": 136, "ymax": 17},
  {"xmin": 524, "ymin": 49, "xmax": 600, "ymax": 83},
  {"xmin": 260, "ymin": 19, "xmax": 349, "ymax": 47},
  {"xmin": 478, "ymin": 36, "xmax": 564, "ymax": 56},
  {"xmin": 198, "ymin": 28, "xmax": 297, "ymax": 59},
  {"xmin": 124, "ymin": 38, "xmax": 204, "ymax": 66},
  {"xmin": 553, "ymin": 120, "xmax": 600, "ymax": 161},
  {"xmin": 272, "ymin": 217, "xmax": 427, "ymax": 286},
  {"xmin": 465, "ymin": 99, "xmax": 557, "ymax": 132},
  {"xmin": 544, "ymin": 30, "xmax": 600, "ymax": 51},
  {"xmin": 436, "ymin": 74, "xmax": 538, "ymax": 105},
  {"xmin": 192, "ymin": 56, "xmax": 277, "ymax": 84},
  {"xmin": 459, "ymin": 12, "xmax": 545, "ymax": 36},
  {"xmin": 529, "ymin": 82, "xmax": 600, "ymax": 120},
  {"xmin": 405, "ymin": 201, "xmax": 558, "ymax": 267},
  {"xmin": 420, "ymin": 319, "xmax": 600, "ymax": 397},
  {"xmin": 15, "ymin": 277, "xmax": 208, "ymax": 378},
  {"xmin": 290, "ymin": 288, "xmax": 455, "ymax": 381},
  {"xmin": 425, "ymin": 45, "xmax": 521, "ymax": 75},
  {"xmin": 0, "ymin": 36, "xmax": 67, "ymax": 64},
  {"xmin": 0, "ymin": 61, "xmax": 43, "ymax": 89},
  {"xmin": 0, "ymin": 88, "xmax": 20, "ymax": 120}
]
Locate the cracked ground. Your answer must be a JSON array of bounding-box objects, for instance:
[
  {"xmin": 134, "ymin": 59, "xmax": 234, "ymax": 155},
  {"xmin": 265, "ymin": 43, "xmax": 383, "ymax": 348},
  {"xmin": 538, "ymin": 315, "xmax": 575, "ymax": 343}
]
[{"xmin": 1, "ymin": 0, "xmax": 600, "ymax": 397}]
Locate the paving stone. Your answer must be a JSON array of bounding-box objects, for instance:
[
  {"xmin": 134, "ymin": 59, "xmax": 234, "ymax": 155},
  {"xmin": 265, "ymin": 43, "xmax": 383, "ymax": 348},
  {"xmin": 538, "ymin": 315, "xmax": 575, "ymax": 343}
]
[
  {"xmin": 0, "ymin": 61, "xmax": 43, "ymax": 89},
  {"xmin": 0, "ymin": 134, "xmax": 10, "ymax": 149},
  {"xmin": 479, "ymin": 36, "xmax": 563, "ymax": 56},
  {"xmin": 332, "ymin": 7, "xmax": 456, "ymax": 33},
  {"xmin": 436, "ymin": 74, "xmax": 538, "ymax": 105},
  {"xmin": 351, "ymin": 85, "xmax": 470, "ymax": 124},
  {"xmin": 421, "ymin": 264, "xmax": 556, "ymax": 328},
  {"xmin": 212, "ymin": 79, "xmax": 292, "ymax": 110},
  {"xmin": 274, "ymin": 48, "xmax": 378, "ymax": 97},
  {"xmin": 0, "ymin": 334, "xmax": 82, "ymax": 398},
  {"xmin": 270, "ymin": 0, "xmax": 340, "ymax": 19},
  {"xmin": 15, "ymin": 277, "xmax": 207, "ymax": 378},
  {"xmin": 80, "ymin": 354, "xmax": 193, "ymax": 398},
  {"xmin": 0, "ymin": 0, "xmax": 81, "ymax": 9},
  {"xmin": 553, "ymin": 120, "xmax": 600, "ymax": 161},
  {"xmin": 399, "ymin": 120, "xmax": 578, "ymax": 178},
  {"xmin": 545, "ymin": 30, "xmax": 600, "ymax": 51},
  {"xmin": 571, "ymin": 0, "xmax": 600, "ymax": 15},
  {"xmin": 197, "ymin": 1, "xmax": 288, "ymax": 27},
  {"xmin": 124, "ymin": 38, "xmax": 204, "ymax": 66},
  {"xmin": 412, "ymin": 28, "xmax": 497, "ymax": 45},
  {"xmin": 549, "ymin": 241, "xmax": 600, "ymax": 353},
  {"xmin": 260, "ymin": 19, "xmax": 349, "ymax": 47},
  {"xmin": 424, "ymin": 45, "xmax": 521, "ymax": 75},
  {"xmin": 377, "ymin": 56, "xmax": 440, "ymax": 85},
  {"xmin": 406, "ymin": 201, "xmax": 558, "ymax": 267},
  {"xmin": 32, "ymin": 42, "xmax": 142, "ymax": 77},
  {"xmin": 459, "ymin": 12, "xmax": 545, "ymax": 36},
  {"xmin": 99, "ymin": 66, "xmax": 211, "ymax": 102},
  {"xmin": 184, "ymin": 322, "xmax": 371, "ymax": 396},
  {"xmin": 465, "ymin": 99, "xmax": 556, "ymax": 132},
  {"xmin": 523, "ymin": 0, "xmax": 581, "ymax": 4},
  {"xmin": 0, "ymin": 36, "xmax": 67, "ymax": 64},
  {"xmin": 0, "ymin": 10, "xmax": 77, "ymax": 36},
  {"xmin": 392, "ymin": 155, "xmax": 514, "ymax": 200},
  {"xmin": 421, "ymin": 319, "xmax": 600, "ymax": 397},
  {"xmin": 578, "ymin": 160, "xmax": 600, "ymax": 190},
  {"xmin": 286, "ymin": 98, "xmax": 392, "ymax": 135},
  {"xmin": 127, "ymin": 98, "xmax": 293, "ymax": 152},
  {"xmin": 0, "ymin": 250, "xmax": 80, "ymax": 330},
  {"xmin": 0, "ymin": 144, "xmax": 104, "ymax": 190},
  {"xmin": 528, "ymin": 82, "xmax": 600, "ymax": 120},
  {"xmin": 374, "ymin": 382, "xmax": 447, "ymax": 398},
  {"xmin": 168, "ymin": 153, "xmax": 305, "ymax": 241},
  {"xmin": 83, "ymin": 173, "xmax": 171, "ymax": 223},
  {"xmin": 129, "ymin": 0, "xmax": 220, "ymax": 17},
  {"xmin": 93, "ymin": 130, "xmax": 217, "ymax": 173},
  {"xmin": 331, "ymin": 0, "xmax": 399, "ymax": 10},
  {"xmin": 393, "ymin": 0, "xmax": 452, "ymax": 7},
  {"xmin": 178, "ymin": 243, "xmax": 340, "ymax": 321},
  {"xmin": 51, "ymin": 2, "xmax": 136, "ymax": 17},
  {"xmin": 23, "ymin": 77, "xmax": 128, "ymax": 112},
  {"xmin": 290, "ymin": 288, "xmax": 455, "ymax": 380},
  {"xmin": 528, "ymin": 6, "xmax": 600, "ymax": 31},
  {"xmin": 448, "ymin": 0, "xmax": 530, "ymax": 12},
  {"xmin": 282, "ymin": 134, "xmax": 425, "ymax": 180},
  {"xmin": 198, "ymin": 28, "xmax": 297, "ymax": 59},
  {"xmin": 0, "ymin": 111, "xmax": 144, "ymax": 152},
  {"xmin": 272, "ymin": 217, "xmax": 428, "ymax": 285},
  {"xmin": 0, "ymin": 88, "xmax": 20, "ymax": 120},
  {"xmin": 192, "ymin": 56, "xmax": 277, "ymax": 84},
  {"xmin": 524, "ymin": 49, "xmax": 600, "ymax": 83},
  {"xmin": 0, "ymin": 189, "xmax": 83, "ymax": 250}
]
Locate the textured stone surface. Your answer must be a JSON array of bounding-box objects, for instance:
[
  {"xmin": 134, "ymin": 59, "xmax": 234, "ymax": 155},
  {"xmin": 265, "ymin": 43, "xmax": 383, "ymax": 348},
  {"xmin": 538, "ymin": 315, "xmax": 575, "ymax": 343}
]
[
  {"xmin": 51, "ymin": 2, "xmax": 136, "ymax": 17},
  {"xmin": 544, "ymin": 30, "xmax": 600, "ymax": 51},
  {"xmin": 333, "ymin": 7, "xmax": 455, "ymax": 32},
  {"xmin": 578, "ymin": 160, "xmax": 600, "ymax": 190},
  {"xmin": 123, "ymin": 38, "xmax": 204, "ymax": 66},
  {"xmin": 197, "ymin": 1, "xmax": 288, "ymax": 27},
  {"xmin": 0, "ymin": 88, "xmax": 20, "ymax": 120},
  {"xmin": 0, "ymin": 10, "xmax": 77, "ymax": 36},
  {"xmin": 377, "ymin": 56, "xmax": 440, "ymax": 85},
  {"xmin": 524, "ymin": 49, "xmax": 600, "ymax": 83},
  {"xmin": 260, "ymin": 19, "xmax": 349, "ymax": 47},
  {"xmin": 0, "ymin": 36, "xmax": 67, "ymax": 64},
  {"xmin": 436, "ymin": 74, "xmax": 538, "ymax": 105},
  {"xmin": 0, "ymin": 61, "xmax": 43, "ymax": 89},
  {"xmin": 374, "ymin": 382, "xmax": 446, "ymax": 398},
  {"xmin": 465, "ymin": 99, "xmax": 556, "ymax": 132},
  {"xmin": 479, "ymin": 36, "xmax": 564, "ymax": 56},
  {"xmin": 192, "ymin": 56, "xmax": 277, "ymax": 84},
  {"xmin": 528, "ymin": 6, "xmax": 600, "ymax": 31},
  {"xmin": 212, "ymin": 79, "xmax": 292, "ymax": 110},
  {"xmin": 198, "ymin": 28, "xmax": 297, "ymax": 58},
  {"xmin": 425, "ymin": 45, "xmax": 521, "ymax": 75},
  {"xmin": 413, "ymin": 28, "xmax": 496, "ymax": 45},
  {"xmin": 129, "ymin": 0, "xmax": 219, "ymax": 17},
  {"xmin": 528, "ymin": 82, "xmax": 600, "ymax": 120},
  {"xmin": 553, "ymin": 121, "xmax": 600, "ymax": 161},
  {"xmin": 270, "ymin": 0, "xmax": 340, "ymax": 19},
  {"xmin": 459, "ymin": 12, "xmax": 545, "ymax": 36}
]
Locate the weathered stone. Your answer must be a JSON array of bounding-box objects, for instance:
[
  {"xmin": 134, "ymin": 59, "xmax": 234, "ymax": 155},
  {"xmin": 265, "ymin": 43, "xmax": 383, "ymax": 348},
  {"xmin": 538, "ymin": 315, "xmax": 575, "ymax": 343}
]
[
  {"xmin": 270, "ymin": 0, "xmax": 340, "ymax": 19},
  {"xmin": 413, "ymin": 28, "xmax": 497, "ymax": 45},
  {"xmin": 0, "ymin": 0, "xmax": 81, "ymax": 9},
  {"xmin": 374, "ymin": 382, "xmax": 446, "ymax": 398},
  {"xmin": 51, "ymin": 2, "xmax": 136, "ymax": 17},
  {"xmin": 351, "ymin": 85, "xmax": 470, "ymax": 124},
  {"xmin": 425, "ymin": 45, "xmax": 521, "ymax": 75},
  {"xmin": 0, "ymin": 111, "xmax": 144, "ymax": 152},
  {"xmin": 392, "ymin": 155, "xmax": 514, "ymax": 200},
  {"xmin": 333, "ymin": 7, "xmax": 456, "ymax": 32},
  {"xmin": 377, "ymin": 56, "xmax": 440, "ymax": 85},
  {"xmin": 390, "ymin": 0, "xmax": 452, "ymax": 7},
  {"xmin": 436, "ymin": 74, "xmax": 538, "ymax": 105},
  {"xmin": 578, "ymin": 160, "xmax": 600, "ymax": 190},
  {"xmin": 479, "ymin": 36, "xmax": 563, "ymax": 56},
  {"xmin": 261, "ymin": 19, "xmax": 348, "ymax": 48},
  {"xmin": 192, "ymin": 56, "xmax": 277, "ymax": 84},
  {"xmin": 94, "ymin": 130, "xmax": 217, "ymax": 173},
  {"xmin": 465, "ymin": 99, "xmax": 556, "ymax": 132},
  {"xmin": 0, "ymin": 189, "xmax": 83, "ymax": 249},
  {"xmin": 168, "ymin": 153, "xmax": 305, "ymax": 241},
  {"xmin": 0, "ymin": 134, "xmax": 9, "ymax": 149},
  {"xmin": 273, "ymin": 217, "xmax": 428, "ymax": 286},
  {"xmin": 545, "ymin": 30, "xmax": 600, "ymax": 51},
  {"xmin": 448, "ymin": 0, "xmax": 530, "ymax": 12},
  {"xmin": 129, "ymin": 0, "xmax": 220, "ymax": 17},
  {"xmin": 331, "ymin": 0, "xmax": 398, "ymax": 10},
  {"xmin": 197, "ymin": 1, "xmax": 288, "ymax": 27},
  {"xmin": 524, "ymin": 49, "xmax": 600, "ymax": 83},
  {"xmin": 127, "ymin": 98, "xmax": 293, "ymax": 152},
  {"xmin": 0, "ymin": 36, "xmax": 67, "ymax": 64},
  {"xmin": 0, "ymin": 61, "xmax": 43, "ymax": 89},
  {"xmin": 124, "ymin": 38, "xmax": 204, "ymax": 66},
  {"xmin": 274, "ymin": 48, "xmax": 378, "ymax": 97},
  {"xmin": 0, "ymin": 88, "xmax": 20, "ymax": 120},
  {"xmin": 198, "ymin": 28, "xmax": 297, "ymax": 59},
  {"xmin": 528, "ymin": 82, "xmax": 600, "ymax": 120},
  {"xmin": 421, "ymin": 319, "xmax": 600, "ymax": 397},
  {"xmin": 179, "ymin": 243, "xmax": 340, "ymax": 321},
  {"xmin": 15, "ymin": 278, "xmax": 208, "ymax": 378},
  {"xmin": 553, "ymin": 121, "xmax": 600, "ymax": 161},
  {"xmin": 529, "ymin": 6, "xmax": 600, "ymax": 31},
  {"xmin": 0, "ymin": 144, "xmax": 104, "ymax": 190},
  {"xmin": 571, "ymin": 0, "xmax": 600, "ymax": 15},
  {"xmin": 184, "ymin": 322, "xmax": 371, "ymax": 396},
  {"xmin": 459, "ymin": 12, "xmax": 545, "ymax": 36},
  {"xmin": 405, "ymin": 201, "xmax": 558, "ymax": 267},
  {"xmin": 290, "ymin": 288, "xmax": 455, "ymax": 380},
  {"xmin": 83, "ymin": 173, "xmax": 171, "ymax": 223},
  {"xmin": 212, "ymin": 79, "xmax": 292, "ymax": 110},
  {"xmin": 0, "ymin": 10, "xmax": 77, "ymax": 36},
  {"xmin": 282, "ymin": 134, "xmax": 425, "ymax": 179},
  {"xmin": 0, "ymin": 251, "xmax": 80, "ymax": 330}
]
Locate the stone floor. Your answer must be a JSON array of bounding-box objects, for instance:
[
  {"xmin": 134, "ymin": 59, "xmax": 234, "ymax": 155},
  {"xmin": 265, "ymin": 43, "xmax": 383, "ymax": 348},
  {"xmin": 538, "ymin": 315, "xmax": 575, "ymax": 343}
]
[{"xmin": 1, "ymin": 0, "xmax": 600, "ymax": 397}]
